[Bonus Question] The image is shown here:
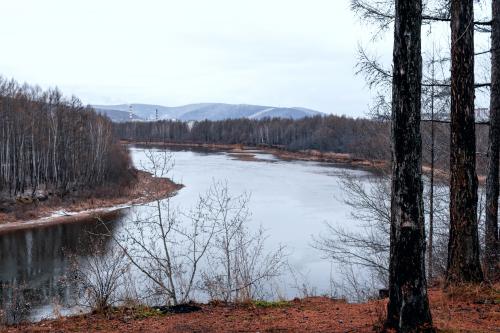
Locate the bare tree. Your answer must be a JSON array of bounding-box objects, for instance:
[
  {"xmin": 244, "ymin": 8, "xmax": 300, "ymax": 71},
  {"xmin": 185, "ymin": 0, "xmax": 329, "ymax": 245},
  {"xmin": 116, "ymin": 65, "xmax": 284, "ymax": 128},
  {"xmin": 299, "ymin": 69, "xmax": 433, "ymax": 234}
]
[
  {"xmin": 485, "ymin": 0, "xmax": 500, "ymax": 281},
  {"xmin": 105, "ymin": 151, "xmax": 218, "ymax": 305},
  {"xmin": 313, "ymin": 173, "xmax": 390, "ymax": 289},
  {"xmin": 427, "ymin": 49, "xmax": 437, "ymax": 282},
  {"xmin": 0, "ymin": 77, "xmax": 131, "ymax": 200},
  {"xmin": 447, "ymin": 0, "xmax": 484, "ymax": 284},
  {"xmin": 385, "ymin": 0, "xmax": 434, "ymax": 331},
  {"xmin": 351, "ymin": 0, "xmax": 492, "ymax": 34},
  {"xmin": 109, "ymin": 194, "xmax": 216, "ymax": 305},
  {"xmin": 200, "ymin": 181, "xmax": 287, "ymax": 302}
]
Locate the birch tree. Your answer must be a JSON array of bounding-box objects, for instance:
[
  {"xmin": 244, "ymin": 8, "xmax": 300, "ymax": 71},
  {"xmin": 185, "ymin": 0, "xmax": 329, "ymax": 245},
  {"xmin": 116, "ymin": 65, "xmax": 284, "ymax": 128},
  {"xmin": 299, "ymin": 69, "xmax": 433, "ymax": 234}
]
[{"xmin": 0, "ymin": 78, "xmax": 131, "ymax": 199}]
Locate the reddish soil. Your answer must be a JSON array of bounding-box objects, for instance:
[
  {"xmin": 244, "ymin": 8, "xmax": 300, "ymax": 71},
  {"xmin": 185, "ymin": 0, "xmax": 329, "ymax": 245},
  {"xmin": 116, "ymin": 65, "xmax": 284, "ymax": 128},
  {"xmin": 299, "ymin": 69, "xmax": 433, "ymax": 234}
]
[
  {"xmin": 4, "ymin": 288, "xmax": 499, "ymax": 333},
  {"xmin": 0, "ymin": 170, "xmax": 182, "ymax": 233}
]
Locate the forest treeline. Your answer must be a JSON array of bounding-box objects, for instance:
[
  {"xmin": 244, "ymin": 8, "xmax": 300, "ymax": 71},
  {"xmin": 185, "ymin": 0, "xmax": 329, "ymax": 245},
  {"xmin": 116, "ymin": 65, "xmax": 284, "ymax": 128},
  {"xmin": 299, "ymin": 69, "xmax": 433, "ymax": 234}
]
[
  {"xmin": 114, "ymin": 116, "xmax": 390, "ymax": 159},
  {"xmin": 0, "ymin": 77, "xmax": 132, "ymax": 198},
  {"xmin": 114, "ymin": 116, "xmax": 489, "ymax": 173}
]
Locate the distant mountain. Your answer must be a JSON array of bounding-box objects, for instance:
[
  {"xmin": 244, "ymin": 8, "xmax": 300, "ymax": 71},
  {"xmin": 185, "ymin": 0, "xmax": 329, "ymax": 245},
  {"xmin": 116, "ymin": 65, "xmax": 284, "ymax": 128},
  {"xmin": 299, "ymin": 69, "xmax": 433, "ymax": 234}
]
[
  {"xmin": 94, "ymin": 107, "xmax": 143, "ymax": 122},
  {"xmin": 93, "ymin": 103, "xmax": 323, "ymax": 122}
]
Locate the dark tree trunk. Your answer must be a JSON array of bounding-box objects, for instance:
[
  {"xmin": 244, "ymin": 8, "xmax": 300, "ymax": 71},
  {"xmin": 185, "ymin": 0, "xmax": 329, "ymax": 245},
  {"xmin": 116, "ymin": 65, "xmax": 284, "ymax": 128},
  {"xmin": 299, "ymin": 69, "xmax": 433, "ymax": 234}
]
[
  {"xmin": 385, "ymin": 0, "xmax": 434, "ymax": 331},
  {"xmin": 447, "ymin": 0, "xmax": 484, "ymax": 284},
  {"xmin": 485, "ymin": 0, "xmax": 500, "ymax": 281},
  {"xmin": 428, "ymin": 51, "xmax": 436, "ymax": 283}
]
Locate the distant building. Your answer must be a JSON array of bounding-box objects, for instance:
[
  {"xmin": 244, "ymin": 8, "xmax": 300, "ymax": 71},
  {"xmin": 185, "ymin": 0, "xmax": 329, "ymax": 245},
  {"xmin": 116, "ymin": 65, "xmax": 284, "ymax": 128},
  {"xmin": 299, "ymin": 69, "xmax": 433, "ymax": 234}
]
[{"xmin": 129, "ymin": 105, "xmax": 134, "ymax": 120}]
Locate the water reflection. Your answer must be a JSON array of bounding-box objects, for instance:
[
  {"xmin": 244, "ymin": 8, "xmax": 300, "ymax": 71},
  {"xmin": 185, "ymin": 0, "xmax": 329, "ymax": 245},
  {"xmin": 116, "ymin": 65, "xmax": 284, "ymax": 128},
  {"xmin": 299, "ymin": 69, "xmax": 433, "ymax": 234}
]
[{"xmin": 0, "ymin": 214, "xmax": 120, "ymax": 323}]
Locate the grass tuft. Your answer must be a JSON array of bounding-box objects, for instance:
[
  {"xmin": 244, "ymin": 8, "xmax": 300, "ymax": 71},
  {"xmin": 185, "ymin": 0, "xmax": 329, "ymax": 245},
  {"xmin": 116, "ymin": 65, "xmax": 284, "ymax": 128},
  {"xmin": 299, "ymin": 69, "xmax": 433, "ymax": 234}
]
[
  {"xmin": 130, "ymin": 306, "xmax": 165, "ymax": 319},
  {"xmin": 252, "ymin": 300, "xmax": 291, "ymax": 308}
]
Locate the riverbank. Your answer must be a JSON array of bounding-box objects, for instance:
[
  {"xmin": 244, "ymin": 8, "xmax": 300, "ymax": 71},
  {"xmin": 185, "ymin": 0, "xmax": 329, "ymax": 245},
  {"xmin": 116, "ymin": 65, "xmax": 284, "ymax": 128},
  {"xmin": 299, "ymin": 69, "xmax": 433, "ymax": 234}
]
[
  {"xmin": 126, "ymin": 141, "xmax": 388, "ymax": 171},
  {"xmin": 4, "ymin": 288, "xmax": 499, "ymax": 332},
  {"xmin": 0, "ymin": 170, "xmax": 182, "ymax": 234}
]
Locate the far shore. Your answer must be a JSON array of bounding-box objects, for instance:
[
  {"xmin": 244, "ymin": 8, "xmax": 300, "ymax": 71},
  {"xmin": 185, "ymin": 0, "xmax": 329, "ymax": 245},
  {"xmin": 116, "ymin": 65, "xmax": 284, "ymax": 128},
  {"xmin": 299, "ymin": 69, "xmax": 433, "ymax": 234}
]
[
  {"xmin": 0, "ymin": 170, "xmax": 183, "ymax": 234},
  {"xmin": 125, "ymin": 140, "xmax": 389, "ymax": 171},
  {"xmin": 127, "ymin": 141, "xmax": 480, "ymax": 185}
]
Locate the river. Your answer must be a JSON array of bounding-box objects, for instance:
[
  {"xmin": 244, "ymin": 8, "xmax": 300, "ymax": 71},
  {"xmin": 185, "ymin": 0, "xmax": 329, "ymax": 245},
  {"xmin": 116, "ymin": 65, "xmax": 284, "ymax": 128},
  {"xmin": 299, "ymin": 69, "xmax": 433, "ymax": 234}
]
[{"xmin": 0, "ymin": 146, "xmax": 377, "ymax": 323}]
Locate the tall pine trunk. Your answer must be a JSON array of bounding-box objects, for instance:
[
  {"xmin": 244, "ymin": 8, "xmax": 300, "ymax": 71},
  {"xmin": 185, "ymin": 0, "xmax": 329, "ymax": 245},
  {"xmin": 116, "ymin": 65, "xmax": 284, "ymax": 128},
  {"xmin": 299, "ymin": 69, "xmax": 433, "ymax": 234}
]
[
  {"xmin": 485, "ymin": 0, "xmax": 500, "ymax": 280},
  {"xmin": 385, "ymin": 0, "xmax": 433, "ymax": 331},
  {"xmin": 446, "ymin": 0, "xmax": 484, "ymax": 284}
]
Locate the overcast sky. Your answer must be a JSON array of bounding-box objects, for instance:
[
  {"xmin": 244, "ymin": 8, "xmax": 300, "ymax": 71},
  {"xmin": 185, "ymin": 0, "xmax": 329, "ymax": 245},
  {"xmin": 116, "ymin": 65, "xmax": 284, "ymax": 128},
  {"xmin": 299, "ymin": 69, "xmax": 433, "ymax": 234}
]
[{"xmin": 1, "ymin": 1, "xmax": 393, "ymax": 117}]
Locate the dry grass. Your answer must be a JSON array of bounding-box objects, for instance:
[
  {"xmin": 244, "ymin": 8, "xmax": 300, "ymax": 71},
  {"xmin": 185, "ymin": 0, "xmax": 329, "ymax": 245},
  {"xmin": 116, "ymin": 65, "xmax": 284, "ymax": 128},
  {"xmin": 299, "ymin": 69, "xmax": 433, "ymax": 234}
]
[
  {"xmin": 6, "ymin": 289, "xmax": 498, "ymax": 333},
  {"xmin": 444, "ymin": 282, "xmax": 500, "ymax": 304}
]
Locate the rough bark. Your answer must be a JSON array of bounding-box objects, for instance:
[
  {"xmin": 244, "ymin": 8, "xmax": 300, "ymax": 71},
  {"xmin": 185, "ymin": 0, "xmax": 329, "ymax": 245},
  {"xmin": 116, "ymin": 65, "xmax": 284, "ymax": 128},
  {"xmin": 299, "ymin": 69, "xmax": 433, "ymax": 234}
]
[
  {"xmin": 384, "ymin": 0, "xmax": 434, "ymax": 331},
  {"xmin": 428, "ymin": 57, "xmax": 435, "ymax": 282},
  {"xmin": 446, "ymin": 0, "xmax": 484, "ymax": 284},
  {"xmin": 485, "ymin": 0, "xmax": 500, "ymax": 280}
]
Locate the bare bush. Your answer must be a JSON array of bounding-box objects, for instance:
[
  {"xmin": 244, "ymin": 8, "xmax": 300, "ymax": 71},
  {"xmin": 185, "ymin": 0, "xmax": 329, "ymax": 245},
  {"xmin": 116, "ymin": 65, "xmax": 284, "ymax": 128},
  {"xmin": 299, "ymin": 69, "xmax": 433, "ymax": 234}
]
[
  {"xmin": 120, "ymin": 194, "xmax": 220, "ymax": 305},
  {"xmin": 0, "ymin": 282, "xmax": 33, "ymax": 325},
  {"xmin": 200, "ymin": 183, "xmax": 287, "ymax": 302},
  {"xmin": 288, "ymin": 266, "xmax": 319, "ymax": 299},
  {"xmin": 328, "ymin": 266, "xmax": 380, "ymax": 302},
  {"xmin": 68, "ymin": 239, "xmax": 130, "ymax": 313},
  {"xmin": 313, "ymin": 170, "xmax": 457, "ymax": 297},
  {"xmin": 114, "ymin": 181, "xmax": 286, "ymax": 305},
  {"xmin": 313, "ymin": 172, "xmax": 391, "ymax": 288}
]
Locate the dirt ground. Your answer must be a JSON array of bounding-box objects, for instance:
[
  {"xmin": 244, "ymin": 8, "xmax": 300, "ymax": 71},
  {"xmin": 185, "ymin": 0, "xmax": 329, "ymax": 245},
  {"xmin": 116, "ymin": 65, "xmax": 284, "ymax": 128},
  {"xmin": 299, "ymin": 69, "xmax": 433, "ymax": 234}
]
[{"xmin": 4, "ymin": 288, "xmax": 499, "ymax": 333}]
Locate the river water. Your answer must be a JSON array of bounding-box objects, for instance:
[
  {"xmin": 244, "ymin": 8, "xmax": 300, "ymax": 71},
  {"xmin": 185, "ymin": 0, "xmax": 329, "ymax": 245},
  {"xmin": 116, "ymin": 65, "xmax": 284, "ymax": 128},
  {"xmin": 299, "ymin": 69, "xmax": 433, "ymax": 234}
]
[{"xmin": 0, "ymin": 146, "xmax": 376, "ymax": 323}]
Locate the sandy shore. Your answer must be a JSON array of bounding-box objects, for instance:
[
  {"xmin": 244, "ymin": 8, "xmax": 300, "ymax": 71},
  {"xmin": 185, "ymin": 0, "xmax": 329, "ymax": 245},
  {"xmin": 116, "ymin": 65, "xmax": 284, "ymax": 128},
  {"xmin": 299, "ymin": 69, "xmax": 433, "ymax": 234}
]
[{"xmin": 0, "ymin": 170, "xmax": 182, "ymax": 234}]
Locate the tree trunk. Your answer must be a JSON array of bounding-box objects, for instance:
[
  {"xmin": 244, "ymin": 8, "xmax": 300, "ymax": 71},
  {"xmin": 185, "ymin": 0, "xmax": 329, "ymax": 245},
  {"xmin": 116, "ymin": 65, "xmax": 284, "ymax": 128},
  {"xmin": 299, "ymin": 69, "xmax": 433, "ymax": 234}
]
[
  {"xmin": 428, "ymin": 50, "xmax": 436, "ymax": 283},
  {"xmin": 485, "ymin": 0, "xmax": 500, "ymax": 281},
  {"xmin": 446, "ymin": 0, "xmax": 484, "ymax": 284},
  {"xmin": 385, "ymin": 0, "xmax": 434, "ymax": 331}
]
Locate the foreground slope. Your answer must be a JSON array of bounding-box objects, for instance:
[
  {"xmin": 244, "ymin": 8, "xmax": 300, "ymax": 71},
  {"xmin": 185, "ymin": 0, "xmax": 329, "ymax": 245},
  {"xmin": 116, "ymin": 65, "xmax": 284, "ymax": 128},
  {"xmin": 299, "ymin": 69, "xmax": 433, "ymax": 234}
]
[{"xmin": 5, "ymin": 288, "xmax": 499, "ymax": 332}]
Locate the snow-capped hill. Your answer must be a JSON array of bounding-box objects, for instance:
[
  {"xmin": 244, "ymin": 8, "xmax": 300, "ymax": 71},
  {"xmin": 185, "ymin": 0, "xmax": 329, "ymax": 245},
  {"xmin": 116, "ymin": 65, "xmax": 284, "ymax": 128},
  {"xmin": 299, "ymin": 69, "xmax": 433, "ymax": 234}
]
[{"xmin": 93, "ymin": 103, "xmax": 323, "ymax": 122}]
